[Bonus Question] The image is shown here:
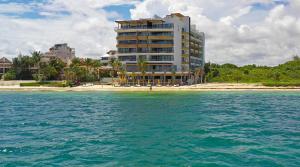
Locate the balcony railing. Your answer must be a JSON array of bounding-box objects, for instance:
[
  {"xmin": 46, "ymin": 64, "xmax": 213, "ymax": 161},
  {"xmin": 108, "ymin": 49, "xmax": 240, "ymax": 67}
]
[{"xmin": 116, "ymin": 24, "xmax": 174, "ymax": 30}]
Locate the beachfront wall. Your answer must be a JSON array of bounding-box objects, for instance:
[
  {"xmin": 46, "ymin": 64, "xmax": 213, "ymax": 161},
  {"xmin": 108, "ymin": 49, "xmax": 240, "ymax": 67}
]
[{"xmin": 115, "ymin": 13, "xmax": 205, "ymax": 85}]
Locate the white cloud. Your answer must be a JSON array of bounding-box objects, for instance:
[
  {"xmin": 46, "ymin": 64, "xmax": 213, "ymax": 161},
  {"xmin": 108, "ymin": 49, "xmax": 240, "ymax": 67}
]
[
  {"xmin": 130, "ymin": 0, "xmax": 300, "ymax": 66},
  {"xmin": 0, "ymin": 0, "xmax": 138, "ymax": 59},
  {"xmin": 0, "ymin": 3, "xmax": 32, "ymax": 14},
  {"xmin": 0, "ymin": 0, "xmax": 299, "ymax": 66}
]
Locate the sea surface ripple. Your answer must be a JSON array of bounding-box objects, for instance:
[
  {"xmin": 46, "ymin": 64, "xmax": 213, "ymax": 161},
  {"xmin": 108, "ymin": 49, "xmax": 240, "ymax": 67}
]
[{"xmin": 0, "ymin": 91, "xmax": 299, "ymax": 166}]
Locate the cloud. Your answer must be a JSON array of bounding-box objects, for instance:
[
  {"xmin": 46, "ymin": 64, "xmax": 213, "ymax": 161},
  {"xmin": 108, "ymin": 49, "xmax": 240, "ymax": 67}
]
[
  {"xmin": 130, "ymin": 0, "xmax": 300, "ymax": 66},
  {"xmin": 0, "ymin": 0, "xmax": 299, "ymax": 66},
  {"xmin": 0, "ymin": 3, "xmax": 32, "ymax": 14},
  {"xmin": 0, "ymin": 0, "xmax": 138, "ymax": 59}
]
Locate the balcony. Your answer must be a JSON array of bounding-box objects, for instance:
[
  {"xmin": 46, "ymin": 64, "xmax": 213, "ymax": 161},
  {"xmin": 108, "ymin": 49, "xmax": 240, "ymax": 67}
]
[{"xmin": 116, "ymin": 24, "xmax": 174, "ymax": 30}]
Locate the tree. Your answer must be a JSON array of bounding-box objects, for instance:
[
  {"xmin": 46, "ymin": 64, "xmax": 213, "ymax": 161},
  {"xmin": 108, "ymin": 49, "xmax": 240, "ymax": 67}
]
[
  {"xmin": 31, "ymin": 51, "xmax": 42, "ymax": 66},
  {"xmin": 12, "ymin": 54, "xmax": 35, "ymax": 80},
  {"xmin": 137, "ymin": 58, "xmax": 147, "ymax": 85},
  {"xmin": 272, "ymin": 71, "xmax": 281, "ymax": 81},
  {"xmin": 232, "ymin": 70, "xmax": 243, "ymax": 83},
  {"xmin": 194, "ymin": 68, "xmax": 203, "ymax": 84},
  {"xmin": 2, "ymin": 70, "xmax": 16, "ymax": 80},
  {"xmin": 66, "ymin": 58, "xmax": 102, "ymax": 84},
  {"xmin": 35, "ymin": 57, "xmax": 66, "ymax": 81},
  {"xmin": 221, "ymin": 63, "xmax": 238, "ymax": 69}
]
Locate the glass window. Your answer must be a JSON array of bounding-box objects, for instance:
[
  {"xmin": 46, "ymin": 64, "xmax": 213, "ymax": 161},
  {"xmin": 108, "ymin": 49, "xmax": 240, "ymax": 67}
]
[
  {"xmin": 150, "ymin": 40, "xmax": 173, "ymax": 44},
  {"xmin": 118, "ymin": 56, "xmax": 136, "ymax": 61},
  {"xmin": 150, "ymin": 55, "xmax": 174, "ymax": 61},
  {"xmin": 151, "ymin": 48, "xmax": 173, "ymax": 53}
]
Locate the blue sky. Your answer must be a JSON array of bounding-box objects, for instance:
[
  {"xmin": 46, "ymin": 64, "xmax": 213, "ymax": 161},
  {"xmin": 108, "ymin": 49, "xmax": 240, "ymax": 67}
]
[
  {"xmin": 0, "ymin": 0, "xmax": 290, "ymax": 21},
  {"xmin": 0, "ymin": 0, "xmax": 299, "ymax": 65},
  {"xmin": 0, "ymin": 0, "xmax": 135, "ymax": 19},
  {"xmin": 103, "ymin": 4, "xmax": 134, "ymax": 20}
]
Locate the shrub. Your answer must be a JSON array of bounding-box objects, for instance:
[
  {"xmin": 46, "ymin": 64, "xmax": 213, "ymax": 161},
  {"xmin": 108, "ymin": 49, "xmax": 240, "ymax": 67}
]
[
  {"xmin": 20, "ymin": 81, "xmax": 68, "ymax": 87},
  {"xmin": 262, "ymin": 82, "xmax": 300, "ymax": 87},
  {"xmin": 2, "ymin": 71, "xmax": 16, "ymax": 80}
]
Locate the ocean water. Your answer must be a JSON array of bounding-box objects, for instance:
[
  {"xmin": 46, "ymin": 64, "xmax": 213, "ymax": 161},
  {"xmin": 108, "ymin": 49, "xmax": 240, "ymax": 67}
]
[{"xmin": 0, "ymin": 91, "xmax": 299, "ymax": 166}]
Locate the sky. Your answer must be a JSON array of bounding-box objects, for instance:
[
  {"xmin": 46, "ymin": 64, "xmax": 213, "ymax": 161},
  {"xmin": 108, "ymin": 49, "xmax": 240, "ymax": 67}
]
[{"xmin": 0, "ymin": 0, "xmax": 299, "ymax": 66}]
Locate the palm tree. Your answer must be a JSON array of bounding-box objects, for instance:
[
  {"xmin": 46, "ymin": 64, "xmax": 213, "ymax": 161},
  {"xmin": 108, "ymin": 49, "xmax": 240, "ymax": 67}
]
[
  {"xmin": 194, "ymin": 68, "xmax": 202, "ymax": 84},
  {"xmin": 137, "ymin": 58, "xmax": 147, "ymax": 86},
  {"xmin": 171, "ymin": 69, "xmax": 176, "ymax": 85},
  {"xmin": 131, "ymin": 72, "xmax": 136, "ymax": 86},
  {"xmin": 119, "ymin": 67, "xmax": 127, "ymax": 85},
  {"xmin": 109, "ymin": 58, "xmax": 122, "ymax": 85},
  {"xmin": 31, "ymin": 51, "xmax": 42, "ymax": 67},
  {"xmin": 163, "ymin": 70, "xmax": 166, "ymax": 86}
]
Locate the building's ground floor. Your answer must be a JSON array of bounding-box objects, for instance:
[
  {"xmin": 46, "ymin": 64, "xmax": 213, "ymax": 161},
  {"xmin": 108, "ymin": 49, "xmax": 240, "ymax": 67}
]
[{"xmin": 117, "ymin": 72, "xmax": 204, "ymax": 86}]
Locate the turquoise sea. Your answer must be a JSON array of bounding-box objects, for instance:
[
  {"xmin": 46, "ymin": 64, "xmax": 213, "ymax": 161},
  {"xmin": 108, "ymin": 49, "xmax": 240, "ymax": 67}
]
[{"xmin": 0, "ymin": 91, "xmax": 299, "ymax": 166}]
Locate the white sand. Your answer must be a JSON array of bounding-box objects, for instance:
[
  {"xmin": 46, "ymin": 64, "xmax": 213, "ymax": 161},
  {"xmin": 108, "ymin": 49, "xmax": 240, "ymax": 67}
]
[{"xmin": 0, "ymin": 83, "xmax": 300, "ymax": 92}]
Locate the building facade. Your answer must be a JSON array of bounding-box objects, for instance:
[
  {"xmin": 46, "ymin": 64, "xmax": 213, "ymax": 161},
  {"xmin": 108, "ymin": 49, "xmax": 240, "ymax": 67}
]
[
  {"xmin": 100, "ymin": 50, "xmax": 117, "ymax": 65},
  {"xmin": 0, "ymin": 57, "xmax": 12, "ymax": 78},
  {"xmin": 42, "ymin": 43, "xmax": 75, "ymax": 66},
  {"xmin": 115, "ymin": 13, "xmax": 205, "ymax": 84}
]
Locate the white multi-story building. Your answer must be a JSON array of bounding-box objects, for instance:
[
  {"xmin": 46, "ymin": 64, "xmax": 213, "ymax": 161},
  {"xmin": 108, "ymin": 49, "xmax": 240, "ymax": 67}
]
[{"xmin": 115, "ymin": 13, "xmax": 205, "ymax": 84}]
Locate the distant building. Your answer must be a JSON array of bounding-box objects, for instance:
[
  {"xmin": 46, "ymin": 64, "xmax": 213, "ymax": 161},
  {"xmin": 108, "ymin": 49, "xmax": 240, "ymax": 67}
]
[
  {"xmin": 100, "ymin": 50, "xmax": 117, "ymax": 65},
  {"xmin": 0, "ymin": 57, "xmax": 12, "ymax": 78},
  {"xmin": 42, "ymin": 43, "xmax": 75, "ymax": 66},
  {"xmin": 115, "ymin": 13, "xmax": 205, "ymax": 84}
]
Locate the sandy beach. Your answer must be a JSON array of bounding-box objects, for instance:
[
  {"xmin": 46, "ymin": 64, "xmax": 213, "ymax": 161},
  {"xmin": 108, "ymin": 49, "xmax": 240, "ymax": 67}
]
[{"xmin": 0, "ymin": 82, "xmax": 300, "ymax": 92}]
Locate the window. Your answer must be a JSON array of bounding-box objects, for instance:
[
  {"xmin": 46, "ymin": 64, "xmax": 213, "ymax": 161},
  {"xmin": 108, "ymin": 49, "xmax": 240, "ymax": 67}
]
[
  {"xmin": 118, "ymin": 32, "xmax": 137, "ymax": 36},
  {"xmin": 147, "ymin": 65, "xmax": 173, "ymax": 72},
  {"xmin": 151, "ymin": 48, "xmax": 173, "ymax": 53},
  {"xmin": 126, "ymin": 65, "xmax": 138, "ymax": 72},
  {"xmin": 118, "ymin": 56, "xmax": 136, "ymax": 61},
  {"xmin": 150, "ymin": 32, "xmax": 173, "ymax": 36},
  {"xmin": 138, "ymin": 32, "xmax": 149, "ymax": 36},
  {"xmin": 137, "ymin": 48, "xmax": 149, "ymax": 53},
  {"xmin": 150, "ymin": 40, "xmax": 173, "ymax": 44},
  {"xmin": 138, "ymin": 40, "xmax": 148, "ymax": 44},
  {"xmin": 138, "ymin": 55, "xmax": 147, "ymax": 60},
  {"xmin": 118, "ymin": 48, "xmax": 137, "ymax": 53},
  {"xmin": 118, "ymin": 40, "xmax": 137, "ymax": 44},
  {"xmin": 150, "ymin": 55, "xmax": 174, "ymax": 61}
]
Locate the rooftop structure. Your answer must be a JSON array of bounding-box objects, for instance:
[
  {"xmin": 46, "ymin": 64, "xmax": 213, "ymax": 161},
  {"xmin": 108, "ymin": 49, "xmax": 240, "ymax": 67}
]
[
  {"xmin": 0, "ymin": 57, "xmax": 12, "ymax": 78},
  {"xmin": 115, "ymin": 13, "xmax": 205, "ymax": 85},
  {"xmin": 100, "ymin": 50, "xmax": 117, "ymax": 65},
  {"xmin": 42, "ymin": 43, "xmax": 75, "ymax": 66}
]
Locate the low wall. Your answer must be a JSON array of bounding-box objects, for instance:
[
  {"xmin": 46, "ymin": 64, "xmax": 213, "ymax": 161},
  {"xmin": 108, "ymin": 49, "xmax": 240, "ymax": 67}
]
[{"xmin": 0, "ymin": 80, "xmax": 36, "ymax": 86}]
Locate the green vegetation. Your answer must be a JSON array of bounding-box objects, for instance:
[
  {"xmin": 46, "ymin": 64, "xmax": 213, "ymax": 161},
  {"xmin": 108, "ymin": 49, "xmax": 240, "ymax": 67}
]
[
  {"xmin": 205, "ymin": 56, "xmax": 300, "ymax": 86},
  {"xmin": 5, "ymin": 51, "xmax": 107, "ymax": 86},
  {"xmin": 4, "ymin": 50, "xmax": 300, "ymax": 87},
  {"xmin": 262, "ymin": 82, "xmax": 300, "ymax": 87},
  {"xmin": 64, "ymin": 58, "xmax": 102, "ymax": 85},
  {"xmin": 2, "ymin": 70, "xmax": 16, "ymax": 80},
  {"xmin": 11, "ymin": 52, "xmax": 40, "ymax": 80},
  {"xmin": 20, "ymin": 81, "xmax": 68, "ymax": 87}
]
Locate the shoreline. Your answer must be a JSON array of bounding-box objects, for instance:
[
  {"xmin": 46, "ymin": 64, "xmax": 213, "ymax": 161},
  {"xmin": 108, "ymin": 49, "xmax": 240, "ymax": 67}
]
[{"xmin": 1, "ymin": 83, "xmax": 300, "ymax": 92}]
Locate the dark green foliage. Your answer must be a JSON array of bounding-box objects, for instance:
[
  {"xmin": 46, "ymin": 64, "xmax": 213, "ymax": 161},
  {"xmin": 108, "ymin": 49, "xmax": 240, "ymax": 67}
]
[
  {"xmin": 38, "ymin": 57, "xmax": 66, "ymax": 81},
  {"xmin": 2, "ymin": 70, "xmax": 16, "ymax": 80},
  {"xmin": 65, "ymin": 58, "xmax": 102, "ymax": 83},
  {"xmin": 205, "ymin": 58, "xmax": 300, "ymax": 85},
  {"xmin": 262, "ymin": 82, "xmax": 300, "ymax": 87}
]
